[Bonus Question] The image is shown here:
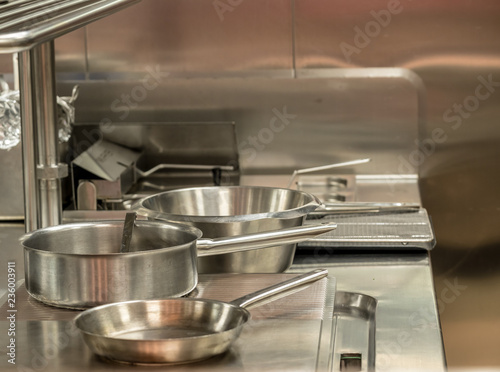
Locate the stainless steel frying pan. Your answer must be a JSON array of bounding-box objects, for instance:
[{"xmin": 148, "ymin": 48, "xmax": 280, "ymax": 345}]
[{"xmin": 74, "ymin": 269, "xmax": 328, "ymax": 364}]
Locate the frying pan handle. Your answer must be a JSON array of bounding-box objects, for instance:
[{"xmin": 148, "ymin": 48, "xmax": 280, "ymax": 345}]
[
  {"xmin": 195, "ymin": 223, "xmax": 337, "ymax": 256},
  {"xmin": 229, "ymin": 269, "xmax": 329, "ymax": 309}
]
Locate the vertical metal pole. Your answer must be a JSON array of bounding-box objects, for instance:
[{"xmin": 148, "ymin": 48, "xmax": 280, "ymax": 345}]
[
  {"xmin": 18, "ymin": 51, "xmax": 39, "ymax": 233},
  {"xmin": 31, "ymin": 41, "xmax": 65, "ymax": 227},
  {"xmin": 12, "ymin": 53, "xmax": 19, "ymax": 91}
]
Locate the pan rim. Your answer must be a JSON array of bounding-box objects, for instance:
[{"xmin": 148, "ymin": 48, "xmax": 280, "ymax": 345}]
[
  {"xmin": 21, "ymin": 220, "xmax": 203, "ymax": 257},
  {"xmin": 74, "ymin": 298, "xmax": 251, "ymax": 342},
  {"xmin": 136, "ymin": 185, "xmax": 321, "ymax": 222}
]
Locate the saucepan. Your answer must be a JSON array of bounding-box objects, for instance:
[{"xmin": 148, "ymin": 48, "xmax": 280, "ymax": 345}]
[
  {"xmin": 21, "ymin": 220, "xmax": 335, "ymax": 309},
  {"xmin": 74, "ymin": 269, "xmax": 328, "ymax": 364},
  {"xmin": 135, "ymin": 186, "xmax": 323, "ymax": 273},
  {"xmin": 135, "ymin": 185, "xmax": 420, "ymax": 273}
]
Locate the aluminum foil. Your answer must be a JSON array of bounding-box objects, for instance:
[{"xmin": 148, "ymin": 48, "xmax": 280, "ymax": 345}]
[
  {"xmin": 0, "ymin": 88, "xmax": 21, "ymax": 150},
  {"xmin": 57, "ymin": 85, "xmax": 79, "ymax": 143},
  {"xmin": 0, "ymin": 83, "xmax": 79, "ymax": 150}
]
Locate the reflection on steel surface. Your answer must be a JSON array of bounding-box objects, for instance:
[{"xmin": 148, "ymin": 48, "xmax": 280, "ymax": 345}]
[{"xmin": 0, "ymin": 274, "xmax": 336, "ymax": 371}]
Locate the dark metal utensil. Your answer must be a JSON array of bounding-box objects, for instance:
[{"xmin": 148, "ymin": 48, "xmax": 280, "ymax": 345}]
[{"xmin": 120, "ymin": 212, "xmax": 136, "ymax": 252}]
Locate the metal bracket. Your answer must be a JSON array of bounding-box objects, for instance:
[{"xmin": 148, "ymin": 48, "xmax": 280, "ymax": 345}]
[{"xmin": 36, "ymin": 163, "xmax": 68, "ymax": 180}]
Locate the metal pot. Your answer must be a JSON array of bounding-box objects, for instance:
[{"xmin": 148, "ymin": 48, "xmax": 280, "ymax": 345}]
[
  {"xmin": 21, "ymin": 220, "xmax": 335, "ymax": 309},
  {"xmin": 135, "ymin": 186, "xmax": 322, "ymax": 273}
]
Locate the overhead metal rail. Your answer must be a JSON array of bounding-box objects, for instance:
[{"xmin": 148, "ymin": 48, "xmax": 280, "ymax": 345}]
[{"xmin": 0, "ymin": 0, "xmax": 140, "ymax": 53}]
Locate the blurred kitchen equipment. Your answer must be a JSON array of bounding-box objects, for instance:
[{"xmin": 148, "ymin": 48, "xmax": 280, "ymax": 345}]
[
  {"xmin": 136, "ymin": 186, "xmax": 323, "ymax": 273},
  {"xmin": 71, "ymin": 139, "xmax": 235, "ymax": 208},
  {"xmin": 76, "ymin": 181, "xmax": 97, "ymax": 210},
  {"xmin": 74, "ymin": 269, "xmax": 328, "ymax": 364},
  {"xmin": 286, "ymin": 158, "xmax": 371, "ymax": 188},
  {"xmin": 71, "ymin": 140, "xmax": 141, "ymax": 203},
  {"xmin": 21, "ymin": 220, "xmax": 335, "ymax": 308},
  {"xmin": 135, "ymin": 163, "xmax": 234, "ymax": 178}
]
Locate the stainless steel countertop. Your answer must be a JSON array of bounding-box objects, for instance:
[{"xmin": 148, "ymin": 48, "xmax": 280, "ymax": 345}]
[
  {"xmin": 0, "ymin": 224, "xmax": 445, "ymax": 371},
  {"xmin": 292, "ymin": 253, "xmax": 446, "ymax": 371}
]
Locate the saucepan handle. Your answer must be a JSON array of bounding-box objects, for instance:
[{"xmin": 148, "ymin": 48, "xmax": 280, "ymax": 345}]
[
  {"xmin": 308, "ymin": 202, "xmax": 420, "ymax": 218},
  {"xmin": 196, "ymin": 223, "xmax": 336, "ymax": 256}
]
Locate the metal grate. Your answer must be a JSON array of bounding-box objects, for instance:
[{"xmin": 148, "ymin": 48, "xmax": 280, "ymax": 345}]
[{"xmin": 301, "ymin": 209, "xmax": 436, "ymax": 250}]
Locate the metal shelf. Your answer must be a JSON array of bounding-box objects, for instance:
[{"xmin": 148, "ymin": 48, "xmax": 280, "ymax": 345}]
[{"xmin": 0, "ymin": 0, "xmax": 140, "ymax": 53}]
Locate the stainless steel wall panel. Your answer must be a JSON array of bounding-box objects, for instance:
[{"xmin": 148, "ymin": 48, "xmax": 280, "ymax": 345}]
[
  {"xmin": 0, "ymin": 54, "xmax": 12, "ymax": 75},
  {"xmin": 65, "ymin": 69, "xmax": 421, "ymax": 176},
  {"xmin": 54, "ymin": 28, "xmax": 88, "ymax": 79},
  {"xmin": 294, "ymin": 0, "xmax": 500, "ymax": 175},
  {"xmin": 86, "ymin": 0, "xmax": 293, "ymax": 77},
  {"xmin": 294, "ymin": 0, "xmax": 500, "ymax": 68},
  {"xmin": 0, "ymin": 145, "xmax": 24, "ymax": 220}
]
